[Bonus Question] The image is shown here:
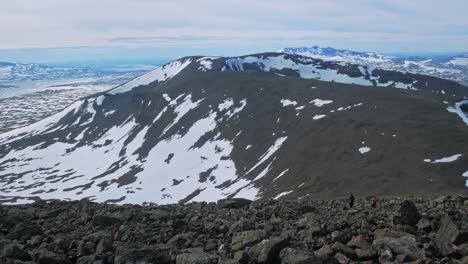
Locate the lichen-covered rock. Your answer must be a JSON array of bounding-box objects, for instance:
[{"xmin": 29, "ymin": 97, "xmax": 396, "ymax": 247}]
[{"xmin": 231, "ymin": 230, "xmax": 266, "ymax": 251}]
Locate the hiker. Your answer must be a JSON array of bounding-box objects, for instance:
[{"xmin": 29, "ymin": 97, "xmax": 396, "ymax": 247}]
[
  {"xmin": 371, "ymin": 195, "xmax": 377, "ymax": 208},
  {"xmin": 349, "ymin": 192, "xmax": 355, "ymax": 208}
]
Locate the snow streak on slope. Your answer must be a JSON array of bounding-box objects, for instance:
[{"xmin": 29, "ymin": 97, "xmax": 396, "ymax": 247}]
[
  {"xmin": 109, "ymin": 58, "xmax": 192, "ymax": 94},
  {"xmin": 447, "ymin": 100, "xmax": 468, "ymax": 125}
]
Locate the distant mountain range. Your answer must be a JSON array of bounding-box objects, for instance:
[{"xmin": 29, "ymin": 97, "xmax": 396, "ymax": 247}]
[
  {"xmin": 282, "ymin": 46, "xmax": 468, "ymax": 86},
  {"xmin": 1, "ymin": 53, "xmax": 467, "ymax": 205}
]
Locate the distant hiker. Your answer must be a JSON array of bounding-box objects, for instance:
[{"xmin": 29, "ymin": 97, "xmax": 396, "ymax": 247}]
[
  {"xmin": 349, "ymin": 193, "xmax": 355, "ymax": 208},
  {"xmin": 371, "ymin": 195, "xmax": 377, "ymax": 208}
]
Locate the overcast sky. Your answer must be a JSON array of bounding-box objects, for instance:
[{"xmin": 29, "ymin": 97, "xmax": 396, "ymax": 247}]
[{"xmin": 1, "ymin": 0, "xmax": 467, "ymax": 63}]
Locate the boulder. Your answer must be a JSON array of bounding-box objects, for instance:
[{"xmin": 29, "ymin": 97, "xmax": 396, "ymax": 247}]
[
  {"xmin": 331, "ymin": 242, "xmax": 356, "ymax": 260},
  {"xmin": 231, "ymin": 230, "xmax": 266, "ymax": 251},
  {"xmin": 314, "ymin": 245, "xmax": 334, "ymax": 258},
  {"xmin": 0, "ymin": 243, "xmax": 31, "ymax": 261},
  {"xmin": 392, "ymin": 200, "xmax": 420, "ymax": 227},
  {"xmin": 373, "ymin": 228, "xmax": 422, "ymax": 261},
  {"xmin": 33, "ymin": 249, "xmax": 71, "ymax": 264},
  {"xmin": 113, "ymin": 242, "xmax": 172, "ymax": 264},
  {"xmin": 279, "ymin": 247, "xmax": 322, "ymax": 264},
  {"xmin": 333, "ymin": 252, "xmax": 350, "ymax": 264},
  {"xmin": 346, "ymin": 234, "xmax": 370, "ymax": 249},
  {"xmin": 417, "ymin": 218, "xmax": 432, "ymax": 232},
  {"xmin": 248, "ymin": 236, "xmax": 289, "ymax": 263},
  {"xmin": 229, "ymin": 218, "xmax": 253, "ymax": 233},
  {"xmin": 354, "ymin": 247, "xmax": 377, "ymax": 261},
  {"xmin": 435, "ymin": 214, "xmax": 468, "ymax": 257},
  {"xmin": 176, "ymin": 252, "xmax": 218, "ymax": 264},
  {"xmin": 6, "ymin": 223, "xmax": 43, "ymax": 240},
  {"xmin": 217, "ymin": 198, "xmax": 252, "ymax": 209}
]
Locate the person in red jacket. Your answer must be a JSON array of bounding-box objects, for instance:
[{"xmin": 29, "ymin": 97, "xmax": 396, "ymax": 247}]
[{"xmin": 371, "ymin": 195, "xmax": 377, "ymax": 208}]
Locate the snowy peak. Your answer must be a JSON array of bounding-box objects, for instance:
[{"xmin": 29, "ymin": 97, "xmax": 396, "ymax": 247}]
[
  {"xmin": 101, "ymin": 53, "xmax": 467, "ymax": 97},
  {"xmin": 109, "ymin": 58, "xmax": 193, "ymax": 94},
  {"xmin": 281, "ymin": 46, "xmax": 392, "ymax": 65},
  {"xmin": 282, "ymin": 46, "xmax": 468, "ymax": 86}
]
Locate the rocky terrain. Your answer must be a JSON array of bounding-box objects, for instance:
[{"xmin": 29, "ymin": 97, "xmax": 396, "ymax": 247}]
[{"xmin": 0, "ymin": 195, "xmax": 467, "ymax": 263}]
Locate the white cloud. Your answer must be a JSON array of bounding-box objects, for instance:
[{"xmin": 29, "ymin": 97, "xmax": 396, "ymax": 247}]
[{"xmin": 0, "ymin": 0, "xmax": 466, "ymax": 53}]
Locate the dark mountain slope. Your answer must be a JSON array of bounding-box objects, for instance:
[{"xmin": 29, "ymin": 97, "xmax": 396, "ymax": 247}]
[{"xmin": 0, "ymin": 55, "xmax": 467, "ymax": 205}]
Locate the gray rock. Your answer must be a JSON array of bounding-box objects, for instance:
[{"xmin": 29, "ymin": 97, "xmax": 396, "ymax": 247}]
[
  {"xmin": 95, "ymin": 236, "xmax": 113, "ymax": 255},
  {"xmin": 334, "ymin": 252, "xmax": 350, "ymax": 264},
  {"xmin": 33, "ymin": 249, "xmax": 71, "ymax": 264},
  {"xmin": 217, "ymin": 198, "xmax": 252, "ymax": 209},
  {"xmin": 435, "ymin": 214, "xmax": 468, "ymax": 257},
  {"xmin": 229, "ymin": 218, "xmax": 253, "ymax": 233},
  {"xmin": 279, "ymin": 247, "xmax": 322, "ymax": 264},
  {"xmin": 331, "ymin": 242, "xmax": 356, "ymax": 260},
  {"xmin": 248, "ymin": 236, "xmax": 289, "ymax": 263},
  {"xmin": 231, "ymin": 230, "xmax": 266, "ymax": 251},
  {"xmin": 1, "ymin": 243, "xmax": 31, "ymax": 261},
  {"xmin": 373, "ymin": 228, "xmax": 422, "ymax": 261},
  {"xmin": 176, "ymin": 252, "xmax": 218, "ymax": 264}
]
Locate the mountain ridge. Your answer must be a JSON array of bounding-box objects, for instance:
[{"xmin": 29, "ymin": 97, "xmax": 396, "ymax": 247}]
[
  {"xmin": 0, "ymin": 53, "xmax": 467, "ymax": 205},
  {"xmin": 282, "ymin": 46, "xmax": 468, "ymax": 86}
]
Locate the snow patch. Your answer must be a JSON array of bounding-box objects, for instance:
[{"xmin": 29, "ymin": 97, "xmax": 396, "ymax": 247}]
[
  {"xmin": 280, "ymin": 99, "xmax": 298, "ymax": 107},
  {"xmin": 430, "ymin": 154, "xmax": 462, "ymax": 163},
  {"xmin": 358, "ymin": 147, "xmax": 371, "ymax": 154},
  {"xmin": 310, "ymin": 99, "xmax": 333, "ymax": 107},
  {"xmin": 274, "ymin": 190, "xmax": 293, "ymax": 199}
]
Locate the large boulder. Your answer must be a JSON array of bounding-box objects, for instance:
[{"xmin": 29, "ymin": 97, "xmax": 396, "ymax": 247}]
[
  {"xmin": 392, "ymin": 200, "xmax": 420, "ymax": 227},
  {"xmin": 231, "ymin": 230, "xmax": 266, "ymax": 251},
  {"xmin": 331, "ymin": 242, "xmax": 356, "ymax": 260},
  {"xmin": 113, "ymin": 242, "xmax": 173, "ymax": 264},
  {"xmin": 372, "ymin": 229, "xmax": 422, "ymax": 261},
  {"xmin": 248, "ymin": 236, "xmax": 289, "ymax": 263},
  {"xmin": 6, "ymin": 223, "xmax": 43, "ymax": 241},
  {"xmin": 32, "ymin": 249, "xmax": 71, "ymax": 264},
  {"xmin": 217, "ymin": 198, "xmax": 252, "ymax": 209},
  {"xmin": 279, "ymin": 247, "xmax": 322, "ymax": 264},
  {"xmin": 0, "ymin": 243, "xmax": 31, "ymax": 261},
  {"xmin": 176, "ymin": 252, "xmax": 218, "ymax": 264},
  {"xmin": 435, "ymin": 214, "xmax": 468, "ymax": 257}
]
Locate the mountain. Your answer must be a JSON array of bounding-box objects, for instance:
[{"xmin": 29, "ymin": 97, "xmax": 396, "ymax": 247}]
[
  {"xmin": 282, "ymin": 46, "xmax": 468, "ymax": 86},
  {"xmin": 0, "ymin": 53, "xmax": 467, "ymax": 205}
]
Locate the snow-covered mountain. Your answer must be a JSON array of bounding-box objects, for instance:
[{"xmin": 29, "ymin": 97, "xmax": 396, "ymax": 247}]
[
  {"xmin": 282, "ymin": 46, "xmax": 468, "ymax": 86},
  {"xmin": 1, "ymin": 53, "xmax": 467, "ymax": 205}
]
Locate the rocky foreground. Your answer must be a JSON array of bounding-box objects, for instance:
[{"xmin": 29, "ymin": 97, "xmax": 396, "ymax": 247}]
[{"xmin": 0, "ymin": 195, "xmax": 467, "ymax": 264}]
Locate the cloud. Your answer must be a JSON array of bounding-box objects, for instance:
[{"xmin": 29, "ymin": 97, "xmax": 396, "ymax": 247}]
[{"xmin": 0, "ymin": 0, "xmax": 466, "ymax": 54}]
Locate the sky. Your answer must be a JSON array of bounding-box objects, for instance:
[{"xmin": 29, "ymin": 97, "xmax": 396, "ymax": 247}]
[{"xmin": 0, "ymin": 0, "xmax": 467, "ymax": 64}]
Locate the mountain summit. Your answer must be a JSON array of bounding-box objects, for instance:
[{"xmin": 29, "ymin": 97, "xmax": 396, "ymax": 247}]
[{"xmin": 0, "ymin": 53, "xmax": 467, "ymax": 205}]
